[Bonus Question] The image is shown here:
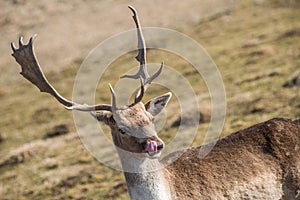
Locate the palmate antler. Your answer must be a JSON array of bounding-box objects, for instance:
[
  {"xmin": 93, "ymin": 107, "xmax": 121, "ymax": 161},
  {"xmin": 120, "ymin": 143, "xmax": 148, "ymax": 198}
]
[
  {"xmin": 121, "ymin": 6, "xmax": 163, "ymax": 103},
  {"xmin": 11, "ymin": 36, "xmax": 112, "ymax": 112},
  {"xmin": 11, "ymin": 6, "xmax": 162, "ymax": 112}
]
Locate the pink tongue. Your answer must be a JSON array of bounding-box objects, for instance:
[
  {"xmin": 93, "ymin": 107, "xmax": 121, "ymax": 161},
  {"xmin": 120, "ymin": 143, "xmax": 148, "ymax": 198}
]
[{"xmin": 146, "ymin": 140, "xmax": 157, "ymax": 153}]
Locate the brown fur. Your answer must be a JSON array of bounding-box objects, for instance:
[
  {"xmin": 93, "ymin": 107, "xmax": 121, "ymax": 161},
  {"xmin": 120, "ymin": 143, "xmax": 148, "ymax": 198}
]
[
  {"xmin": 164, "ymin": 118, "xmax": 300, "ymax": 199},
  {"xmin": 116, "ymin": 103, "xmax": 154, "ymax": 127}
]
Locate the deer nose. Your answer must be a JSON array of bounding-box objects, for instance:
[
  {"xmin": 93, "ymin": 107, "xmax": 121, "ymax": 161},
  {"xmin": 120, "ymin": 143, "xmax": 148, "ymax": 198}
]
[{"xmin": 157, "ymin": 143, "xmax": 164, "ymax": 151}]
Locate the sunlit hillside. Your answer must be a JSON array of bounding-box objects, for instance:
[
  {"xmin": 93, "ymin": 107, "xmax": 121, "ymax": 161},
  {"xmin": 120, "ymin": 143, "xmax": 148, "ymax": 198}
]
[{"xmin": 0, "ymin": 0, "xmax": 299, "ymax": 199}]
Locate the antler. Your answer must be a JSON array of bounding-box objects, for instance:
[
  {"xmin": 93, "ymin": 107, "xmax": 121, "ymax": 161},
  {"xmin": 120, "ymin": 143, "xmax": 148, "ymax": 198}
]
[
  {"xmin": 121, "ymin": 6, "xmax": 163, "ymax": 103},
  {"xmin": 11, "ymin": 35, "xmax": 112, "ymax": 112},
  {"xmin": 12, "ymin": 6, "xmax": 161, "ymax": 111}
]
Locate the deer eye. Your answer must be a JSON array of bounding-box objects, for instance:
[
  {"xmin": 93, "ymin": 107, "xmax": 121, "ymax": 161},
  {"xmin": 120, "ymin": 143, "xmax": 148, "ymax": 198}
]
[{"xmin": 118, "ymin": 128, "xmax": 126, "ymax": 134}]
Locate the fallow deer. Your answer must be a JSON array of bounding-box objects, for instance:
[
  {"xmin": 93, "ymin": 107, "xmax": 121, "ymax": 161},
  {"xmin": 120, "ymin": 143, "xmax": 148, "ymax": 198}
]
[{"xmin": 11, "ymin": 6, "xmax": 300, "ymax": 200}]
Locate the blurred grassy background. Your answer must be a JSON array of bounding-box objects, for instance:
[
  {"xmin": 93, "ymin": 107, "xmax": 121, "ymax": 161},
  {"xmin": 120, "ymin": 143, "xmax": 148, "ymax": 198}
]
[{"xmin": 0, "ymin": 0, "xmax": 299, "ymax": 199}]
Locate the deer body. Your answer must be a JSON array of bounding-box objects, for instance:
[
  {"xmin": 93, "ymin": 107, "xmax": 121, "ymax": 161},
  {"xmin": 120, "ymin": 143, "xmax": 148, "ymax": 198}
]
[
  {"xmin": 117, "ymin": 118, "xmax": 300, "ymax": 200},
  {"xmin": 11, "ymin": 5, "xmax": 300, "ymax": 200},
  {"xmin": 165, "ymin": 118, "xmax": 300, "ymax": 199}
]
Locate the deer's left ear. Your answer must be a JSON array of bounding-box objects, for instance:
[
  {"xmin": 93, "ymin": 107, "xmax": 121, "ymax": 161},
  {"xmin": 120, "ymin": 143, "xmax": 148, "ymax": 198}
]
[
  {"xmin": 145, "ymin": 92, "xmax": 172, "ymax": 116},
  {"xmin": 90, "ymin": 111, "xmax": 114, "ymax": 125}
]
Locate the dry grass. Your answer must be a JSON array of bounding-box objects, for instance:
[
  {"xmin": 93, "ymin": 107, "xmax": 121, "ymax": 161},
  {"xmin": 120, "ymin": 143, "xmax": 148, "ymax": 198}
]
[{"xmin": 0, "ymin": 0, "xmax": 299, "ymax": 199}]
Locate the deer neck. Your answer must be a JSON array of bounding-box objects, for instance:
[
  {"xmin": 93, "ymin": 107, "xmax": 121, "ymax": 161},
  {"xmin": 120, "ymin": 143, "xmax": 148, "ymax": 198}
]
[{"xmin": 116, "ymin": 148, "xmax": 173, "ymax": 200}]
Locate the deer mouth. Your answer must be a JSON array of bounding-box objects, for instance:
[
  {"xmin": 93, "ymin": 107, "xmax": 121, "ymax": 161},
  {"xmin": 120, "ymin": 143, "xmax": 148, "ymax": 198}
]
[{"xmin": 146, "ymin": 140, "xmax": 164, "ymax": 158}]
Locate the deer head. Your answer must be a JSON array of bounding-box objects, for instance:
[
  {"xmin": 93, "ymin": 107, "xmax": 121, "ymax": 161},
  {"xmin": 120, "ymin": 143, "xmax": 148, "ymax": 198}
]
[{"xmin": 11, "ymin": 6, "xmax": 171, "ymax": 159}]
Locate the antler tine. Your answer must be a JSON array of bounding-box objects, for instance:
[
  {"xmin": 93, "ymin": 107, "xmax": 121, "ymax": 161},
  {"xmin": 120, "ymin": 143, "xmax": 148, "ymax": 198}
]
[
  {"xmin": 19, "ymin": 36, "xmax": 23, "ymax": 46},
  {"xmin": 134, "ymin": 77, "xmax": 145, "ymax": 103},
  {"xmin": 11, "ymin": 35, "xmax": 112, "ymax": 112},
  {"xmin": 122, "ymin": 6, "xmax": 163, "ymax": 103},
  {"xmin": 11, "ymin": 42, "xmax": 16, "ymax": 52},
  {"xmin": 147, "ymin": 62, "xmax": 163, "ymax": 85},
  {"xmin": 109, "ymin": 83, "xmax": 117, "ymax": 111}
]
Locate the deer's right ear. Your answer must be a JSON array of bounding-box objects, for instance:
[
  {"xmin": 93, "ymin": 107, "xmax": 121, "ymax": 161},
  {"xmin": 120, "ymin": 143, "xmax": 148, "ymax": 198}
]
[{"xmin": 90, "ymin": 111, "xmax": 114, "ymax": 125}]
